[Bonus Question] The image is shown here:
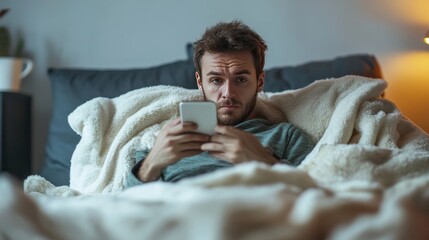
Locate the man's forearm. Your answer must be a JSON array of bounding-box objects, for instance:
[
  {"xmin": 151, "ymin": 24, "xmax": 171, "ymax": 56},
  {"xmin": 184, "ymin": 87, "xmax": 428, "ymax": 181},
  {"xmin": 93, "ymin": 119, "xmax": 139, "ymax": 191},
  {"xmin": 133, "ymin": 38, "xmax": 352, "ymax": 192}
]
[
  {"xmin": 259, "ymin": 146, "xmax": 279, "ymax": 165},
  {"xmin": 137, "ymin": 155, "xmax": 163, "ymax": 182}
]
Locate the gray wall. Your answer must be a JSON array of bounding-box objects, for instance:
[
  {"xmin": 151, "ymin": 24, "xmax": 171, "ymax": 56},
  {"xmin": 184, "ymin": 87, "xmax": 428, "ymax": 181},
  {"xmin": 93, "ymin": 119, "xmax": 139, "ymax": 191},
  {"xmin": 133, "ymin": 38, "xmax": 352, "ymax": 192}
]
[{"xmin": 2, "ymin": 0, "xmax": 429, "ymax": 172}]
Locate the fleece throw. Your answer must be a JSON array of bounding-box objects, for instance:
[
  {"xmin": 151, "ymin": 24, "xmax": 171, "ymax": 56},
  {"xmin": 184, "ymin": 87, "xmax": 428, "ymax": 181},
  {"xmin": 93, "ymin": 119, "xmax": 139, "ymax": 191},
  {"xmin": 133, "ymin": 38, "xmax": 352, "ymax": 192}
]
[
  {"xmin": 24, "ymin": 75, "xmax": 429, "ymax": 195},
  {"xmin": 1, "ymin": 75, "xmax": 428, "ymax": 240}
]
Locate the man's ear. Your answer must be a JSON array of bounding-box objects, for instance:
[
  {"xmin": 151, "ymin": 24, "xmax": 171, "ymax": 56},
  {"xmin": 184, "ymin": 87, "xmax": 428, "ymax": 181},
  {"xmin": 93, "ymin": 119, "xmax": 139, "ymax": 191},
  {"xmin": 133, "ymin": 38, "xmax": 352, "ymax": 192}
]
[
  {"xmin": 196, "ymin": 72, "xmax": 203, "ymax": 91},
  {"xmin": 257, "ymin": 71, "xmax": 265, "ymax": 92}
]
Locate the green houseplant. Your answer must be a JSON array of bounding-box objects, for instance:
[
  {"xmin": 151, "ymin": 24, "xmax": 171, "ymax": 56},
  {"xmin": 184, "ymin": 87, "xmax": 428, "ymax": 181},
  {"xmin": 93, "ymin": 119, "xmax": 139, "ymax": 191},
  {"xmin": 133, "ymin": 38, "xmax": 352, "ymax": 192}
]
[
  {"xmin": 0, "ymin": 8, "xmax": 32, "ymax": 92},
  {"xmin": 0, "ymin": 8, "xmax": 24, "ymax": 57}
]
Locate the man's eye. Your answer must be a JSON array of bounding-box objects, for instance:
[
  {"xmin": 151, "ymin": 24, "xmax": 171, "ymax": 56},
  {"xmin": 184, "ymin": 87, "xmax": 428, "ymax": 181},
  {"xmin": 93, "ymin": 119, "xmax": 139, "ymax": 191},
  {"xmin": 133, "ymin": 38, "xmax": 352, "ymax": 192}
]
[
  {"xmin": 210, "ymin": 78, "xmax": 222, "ymax": 84},
  {"xmin": 236, "ymin": 77, "xmax": 247, "ymax": 83}
]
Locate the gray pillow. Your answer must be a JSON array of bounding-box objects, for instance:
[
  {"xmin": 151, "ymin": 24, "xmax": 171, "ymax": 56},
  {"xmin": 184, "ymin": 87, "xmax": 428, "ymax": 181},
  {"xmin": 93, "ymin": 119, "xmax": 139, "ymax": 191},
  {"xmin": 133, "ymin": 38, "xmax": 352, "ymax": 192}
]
[
  {"xmin": 263, "ymin": 54, "xmax": 382, "ymax": 91},
  {"xmin": 40, "ymin": 54, "xmax": 382, "ymax": 186},
  {"xmin": 40, "ymin": 59, "xmax": 196, "ymax": 186}
]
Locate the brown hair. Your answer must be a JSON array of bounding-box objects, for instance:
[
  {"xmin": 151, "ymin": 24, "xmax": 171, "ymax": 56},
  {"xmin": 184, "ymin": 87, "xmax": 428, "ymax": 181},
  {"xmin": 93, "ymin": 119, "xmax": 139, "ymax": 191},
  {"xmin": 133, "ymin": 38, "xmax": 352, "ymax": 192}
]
[{"xmin": 193, "ymin": 20, "xmax": 267, "ymax": 77}]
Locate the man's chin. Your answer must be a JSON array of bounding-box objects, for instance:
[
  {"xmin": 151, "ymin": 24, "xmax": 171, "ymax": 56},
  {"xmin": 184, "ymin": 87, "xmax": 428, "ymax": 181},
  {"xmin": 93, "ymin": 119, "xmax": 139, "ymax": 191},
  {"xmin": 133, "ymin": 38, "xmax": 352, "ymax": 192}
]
[{"xmin": 218, "ymin": 115, "xmax": 243, "ymax": 126}]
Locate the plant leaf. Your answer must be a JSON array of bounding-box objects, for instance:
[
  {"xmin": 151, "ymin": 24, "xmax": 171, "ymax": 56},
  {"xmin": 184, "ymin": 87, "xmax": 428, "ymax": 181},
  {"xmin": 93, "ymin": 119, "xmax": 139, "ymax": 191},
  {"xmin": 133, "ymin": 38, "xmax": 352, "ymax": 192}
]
[{"xmin": 0, "ymin": 9, "xmax": 10, "ymax": 18}]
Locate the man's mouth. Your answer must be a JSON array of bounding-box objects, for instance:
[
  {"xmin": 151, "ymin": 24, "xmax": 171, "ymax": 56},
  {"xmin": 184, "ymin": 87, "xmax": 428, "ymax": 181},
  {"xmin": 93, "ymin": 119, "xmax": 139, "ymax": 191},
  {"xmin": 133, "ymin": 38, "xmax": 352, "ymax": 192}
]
[
  {"xmin": 219, "ymin": 104, "xmax": 241, "ymax": 111},
  {"xmin": 220, "ymin": 104, "xmax": 238, "ymax": 108},
  {"xmin": 217, "ymin": 99, "xmax": 242, "ymax": 114}
]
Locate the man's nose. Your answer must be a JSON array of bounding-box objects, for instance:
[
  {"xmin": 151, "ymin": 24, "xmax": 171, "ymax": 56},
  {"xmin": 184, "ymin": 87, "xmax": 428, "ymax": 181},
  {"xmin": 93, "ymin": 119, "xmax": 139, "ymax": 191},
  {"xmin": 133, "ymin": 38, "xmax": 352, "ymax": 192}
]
[{"xmin": 222, "ymin": 81, "xmax": 234, "ymax": 98}]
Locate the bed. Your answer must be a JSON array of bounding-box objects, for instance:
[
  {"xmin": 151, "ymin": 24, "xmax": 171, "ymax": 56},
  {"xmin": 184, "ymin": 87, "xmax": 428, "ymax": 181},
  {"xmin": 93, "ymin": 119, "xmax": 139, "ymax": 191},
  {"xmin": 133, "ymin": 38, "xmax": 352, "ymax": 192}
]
[{"xmin": 1, "ymin": 49, "xmax": 429, "ymax": 240}]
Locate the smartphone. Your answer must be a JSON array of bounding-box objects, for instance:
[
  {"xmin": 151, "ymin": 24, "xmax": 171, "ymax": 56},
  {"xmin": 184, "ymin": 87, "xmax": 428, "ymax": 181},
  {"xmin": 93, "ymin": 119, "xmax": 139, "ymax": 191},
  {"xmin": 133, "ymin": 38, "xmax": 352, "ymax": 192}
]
[{"xmin": 179, "ymin": 101, "xmax": 217, "ymax": 135}]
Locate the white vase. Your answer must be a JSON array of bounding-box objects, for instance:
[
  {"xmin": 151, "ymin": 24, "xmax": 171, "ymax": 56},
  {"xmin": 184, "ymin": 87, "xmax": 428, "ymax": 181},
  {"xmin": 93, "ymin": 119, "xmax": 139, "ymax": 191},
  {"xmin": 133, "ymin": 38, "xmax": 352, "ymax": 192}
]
[{"xmin": 0, "ymin": 57, "xmax": 33, "ymax": 92}]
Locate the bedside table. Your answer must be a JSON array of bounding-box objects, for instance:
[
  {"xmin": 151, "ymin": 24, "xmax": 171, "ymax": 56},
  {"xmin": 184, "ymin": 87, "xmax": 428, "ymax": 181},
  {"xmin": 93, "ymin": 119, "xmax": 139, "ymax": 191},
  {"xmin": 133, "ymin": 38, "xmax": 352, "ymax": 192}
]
[{"xmin": 0, "ymin": 92, "xmax": 32, "ymax": 179}]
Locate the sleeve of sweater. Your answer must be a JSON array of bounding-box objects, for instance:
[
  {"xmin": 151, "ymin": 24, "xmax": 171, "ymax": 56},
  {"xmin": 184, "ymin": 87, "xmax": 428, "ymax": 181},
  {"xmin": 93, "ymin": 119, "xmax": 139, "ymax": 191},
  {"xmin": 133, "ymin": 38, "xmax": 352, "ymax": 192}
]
[
  {"xmin": 124, "ymin": 149, "xmax": 152, "ymax": 188},
  {"xmin": 283, "ymin": 125, "xmax": 315, "ymax": 167}
]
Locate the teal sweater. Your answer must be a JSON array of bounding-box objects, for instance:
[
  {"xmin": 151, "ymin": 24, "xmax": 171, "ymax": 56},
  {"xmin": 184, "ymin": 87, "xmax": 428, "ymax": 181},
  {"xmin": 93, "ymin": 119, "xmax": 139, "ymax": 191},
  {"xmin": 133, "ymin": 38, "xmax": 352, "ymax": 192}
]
[{"xmin": 126, "ymin": 118, "xmax": 314, "ymax": 187}]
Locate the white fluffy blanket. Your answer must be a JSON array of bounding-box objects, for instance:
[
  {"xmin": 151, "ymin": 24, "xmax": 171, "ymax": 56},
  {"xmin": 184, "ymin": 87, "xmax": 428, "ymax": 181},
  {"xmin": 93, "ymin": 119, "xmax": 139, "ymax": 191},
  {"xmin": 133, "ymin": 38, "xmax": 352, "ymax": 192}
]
[{"xmin": 2, "ymin": 75, "xmax": 429, "ymax": 239}]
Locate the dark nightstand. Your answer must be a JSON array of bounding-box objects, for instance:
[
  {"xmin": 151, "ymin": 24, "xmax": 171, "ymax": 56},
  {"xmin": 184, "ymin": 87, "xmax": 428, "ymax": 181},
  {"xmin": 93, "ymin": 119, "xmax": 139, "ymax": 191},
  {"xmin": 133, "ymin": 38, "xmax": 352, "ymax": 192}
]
[{"xmin": 0, "ymin": 92, "xmax": 32, "ymax": 179}]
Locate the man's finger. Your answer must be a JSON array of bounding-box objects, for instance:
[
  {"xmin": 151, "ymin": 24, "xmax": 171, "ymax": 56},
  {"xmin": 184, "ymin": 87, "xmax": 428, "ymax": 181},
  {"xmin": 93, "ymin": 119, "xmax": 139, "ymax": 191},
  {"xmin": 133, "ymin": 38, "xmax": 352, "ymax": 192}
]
[
  {"xmin": 215, "ymin": 125, "xmax": 242, "ymax": 137},
  {"xmin": 177, "ymin": 150, "xmax": 204, "ymax": 159},
  {"xmin": 201, "ymin": 142, "xmax": 225, "ymax": 152},
  {"xmin": 170, "ymin": 118, "xmax": 181, "ymax": 125},
  {"xmin": 172, "ymin": 133, "xmax": 210, "ymax": 144},
  {"xmin": 210, "ymin": 133, "xmax": 234, "ymax": 144},
  {"xmin": 168, "ymin": 121, "xmax": 198, "ymax": 135},
  {"xmin": 178, "ymin": 142, "xmax": 208, "ymax": 151},
  {"xmin": 207, "ymin": 152, "xmax": 229, "ymax": 162}
]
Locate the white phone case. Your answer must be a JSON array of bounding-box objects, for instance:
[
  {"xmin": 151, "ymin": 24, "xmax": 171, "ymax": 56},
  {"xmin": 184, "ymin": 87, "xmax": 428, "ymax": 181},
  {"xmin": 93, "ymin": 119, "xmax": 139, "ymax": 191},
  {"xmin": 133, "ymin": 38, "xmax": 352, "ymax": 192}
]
[{"xmin": 179, "ymin": 101, "xmax": 217, "ymax": 135}]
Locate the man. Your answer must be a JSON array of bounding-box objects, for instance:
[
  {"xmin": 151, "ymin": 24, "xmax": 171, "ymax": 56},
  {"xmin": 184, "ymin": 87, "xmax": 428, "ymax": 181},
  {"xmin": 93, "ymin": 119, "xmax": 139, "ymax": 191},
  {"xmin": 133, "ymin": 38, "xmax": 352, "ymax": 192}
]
[{"xmin": 126, "ymin": 20, "xmax": 314, "ymax": 186}]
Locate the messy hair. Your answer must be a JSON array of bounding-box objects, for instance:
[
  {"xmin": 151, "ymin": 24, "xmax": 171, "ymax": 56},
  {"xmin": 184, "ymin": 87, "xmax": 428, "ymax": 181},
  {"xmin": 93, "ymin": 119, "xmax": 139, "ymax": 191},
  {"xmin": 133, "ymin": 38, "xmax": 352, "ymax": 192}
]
[{"xmin": 193, "ymin": 20, "xmax": 267, "ymax": 77}]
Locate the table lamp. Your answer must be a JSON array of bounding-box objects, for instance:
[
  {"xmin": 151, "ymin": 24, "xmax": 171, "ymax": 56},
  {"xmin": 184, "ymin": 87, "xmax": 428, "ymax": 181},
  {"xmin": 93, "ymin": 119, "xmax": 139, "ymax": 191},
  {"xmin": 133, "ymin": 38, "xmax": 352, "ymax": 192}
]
[{"xmin": 424, "ymin": 30, "xmax": 429, "ymax": 45}]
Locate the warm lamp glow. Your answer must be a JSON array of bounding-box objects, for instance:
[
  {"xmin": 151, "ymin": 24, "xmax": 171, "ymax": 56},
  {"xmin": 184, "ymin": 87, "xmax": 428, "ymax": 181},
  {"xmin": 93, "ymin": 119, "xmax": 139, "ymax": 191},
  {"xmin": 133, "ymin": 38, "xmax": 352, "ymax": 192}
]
[
  {"xmin": 383, "ymin": 52, "xmax": 429, "ymax": 134},
  {"xmin": 425, "ymin": 31, "xmax": 429, "ymax": 45},
  {"xmin": 383, "ymin": 0, "xmax": 429, "ymax": 25}
]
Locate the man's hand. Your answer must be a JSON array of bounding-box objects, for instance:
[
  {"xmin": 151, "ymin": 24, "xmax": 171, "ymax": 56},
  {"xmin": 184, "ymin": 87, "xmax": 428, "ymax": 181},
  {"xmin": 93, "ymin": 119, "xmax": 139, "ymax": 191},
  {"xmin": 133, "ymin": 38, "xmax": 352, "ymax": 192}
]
[
  {"xmin": 138, "ymin": 118, "xmax": 210, "ymax": 182},
  {"xmin": 201, "ymin": 125, "xmax": 278, "ymax": 165}
]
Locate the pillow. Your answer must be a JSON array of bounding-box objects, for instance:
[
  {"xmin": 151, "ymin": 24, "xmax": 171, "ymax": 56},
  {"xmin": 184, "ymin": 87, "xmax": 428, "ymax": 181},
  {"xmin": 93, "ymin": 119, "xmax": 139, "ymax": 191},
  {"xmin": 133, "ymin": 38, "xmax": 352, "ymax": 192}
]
[
  {"xmin": 39, "ymin": 54, "xmax": 382, "ymax": 186},
  {"xmin": 40, "ymin": 59, "xmax": 196, "ymax": 186},
  {"xmin": 263, "ymin": 54, "xmax": 382, "ymax": 92}
]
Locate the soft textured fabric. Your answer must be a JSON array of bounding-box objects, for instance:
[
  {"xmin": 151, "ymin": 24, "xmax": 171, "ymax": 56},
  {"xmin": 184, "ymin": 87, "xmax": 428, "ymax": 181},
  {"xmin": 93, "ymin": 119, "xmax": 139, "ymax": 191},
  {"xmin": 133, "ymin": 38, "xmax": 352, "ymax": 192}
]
[
  {"xmin": 10, "ymin": 75, "xmax": 429, "ymax": 240},
  {"xmin": 126, "ymin": 118, "xmax": 315, "ymax": 187},
  {"xmin": 40, "ymin": 54, "xmax": 382, "ymax": 186},
  {"xmin": 6, "ymin": 157, "xmax": 429, "ymax": 239},
  {"xmin": 24, "ymin": 75, "xmax": 429, "ymax": 196}
]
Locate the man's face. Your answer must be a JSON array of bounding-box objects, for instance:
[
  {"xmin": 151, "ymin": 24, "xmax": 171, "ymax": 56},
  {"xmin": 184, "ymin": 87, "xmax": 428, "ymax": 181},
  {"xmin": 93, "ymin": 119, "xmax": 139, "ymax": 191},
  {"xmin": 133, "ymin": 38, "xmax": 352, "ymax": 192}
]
[{"xmin": 196, "ymin": 51, "xmax": 264, "ymax": 126}]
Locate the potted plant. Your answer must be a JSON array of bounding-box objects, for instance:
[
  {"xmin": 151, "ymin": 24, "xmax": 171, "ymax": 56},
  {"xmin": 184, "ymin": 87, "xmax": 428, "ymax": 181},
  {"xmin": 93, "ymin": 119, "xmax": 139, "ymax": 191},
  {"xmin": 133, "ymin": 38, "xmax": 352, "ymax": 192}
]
[
  {"xmin": 0, "ymin": 8, "xmax": 25, "ymax": 57},
  {"xmin": 0, "ymin": 8, "xmax": 33, "ymax": 92}
]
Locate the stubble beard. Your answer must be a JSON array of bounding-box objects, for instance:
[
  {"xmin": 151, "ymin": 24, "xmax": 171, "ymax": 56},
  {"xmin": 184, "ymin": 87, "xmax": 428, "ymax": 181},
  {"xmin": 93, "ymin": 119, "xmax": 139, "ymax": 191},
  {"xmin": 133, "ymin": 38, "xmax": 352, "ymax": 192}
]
[{"xmin": 201, "ymin": 87, "xmax": 258, "ymax": 126}]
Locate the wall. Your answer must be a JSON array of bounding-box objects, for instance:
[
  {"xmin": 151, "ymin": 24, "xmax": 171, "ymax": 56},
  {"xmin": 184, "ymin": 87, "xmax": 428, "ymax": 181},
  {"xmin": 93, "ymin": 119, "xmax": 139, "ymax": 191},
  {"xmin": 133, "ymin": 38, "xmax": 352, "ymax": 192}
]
[
  {"xmin": 370, "ymin": 0, "xmax": 429, "ymax": 134},
  {"xmin": 2, "ymin": 0, "xmax": 428, "ymax": 172}
]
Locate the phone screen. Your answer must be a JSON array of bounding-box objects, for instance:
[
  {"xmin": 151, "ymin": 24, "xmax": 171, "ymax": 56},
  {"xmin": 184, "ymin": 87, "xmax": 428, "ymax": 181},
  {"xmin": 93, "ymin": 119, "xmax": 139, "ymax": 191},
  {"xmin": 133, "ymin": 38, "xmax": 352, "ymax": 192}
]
[{"xmin": 179, "ymin": 101, "xmax": 217, "ymax": 135}]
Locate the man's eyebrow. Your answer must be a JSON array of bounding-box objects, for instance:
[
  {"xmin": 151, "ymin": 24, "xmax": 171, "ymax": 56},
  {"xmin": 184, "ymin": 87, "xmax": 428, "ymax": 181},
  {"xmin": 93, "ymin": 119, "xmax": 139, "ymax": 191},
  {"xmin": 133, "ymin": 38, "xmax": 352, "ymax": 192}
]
[
  {"xmin": 206, "ymin": 70, "xmax": 251, "ymax": 76},
  {"xmin": 234, "ymin": 70, "xmax": 251, "ymax": 75},
  {"xmin": 206, "ymin": 71, "xmax": 222, "ymax": 76}
]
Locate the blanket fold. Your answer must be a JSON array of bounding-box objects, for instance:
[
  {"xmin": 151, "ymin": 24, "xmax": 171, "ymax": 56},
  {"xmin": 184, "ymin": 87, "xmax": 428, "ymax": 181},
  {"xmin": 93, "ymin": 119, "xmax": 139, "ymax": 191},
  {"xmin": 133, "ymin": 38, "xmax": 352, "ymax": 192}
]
[
  {"xmin": 13, "ymin": 75, "xmax": 429, "ymax": 239},
  {"xmin": 24, "ymin": 75, "xmax": 429, "ymax": 195},
  {"xmin": 7, "ymin": 162, "xmax": 429, "ymax": 240}
]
